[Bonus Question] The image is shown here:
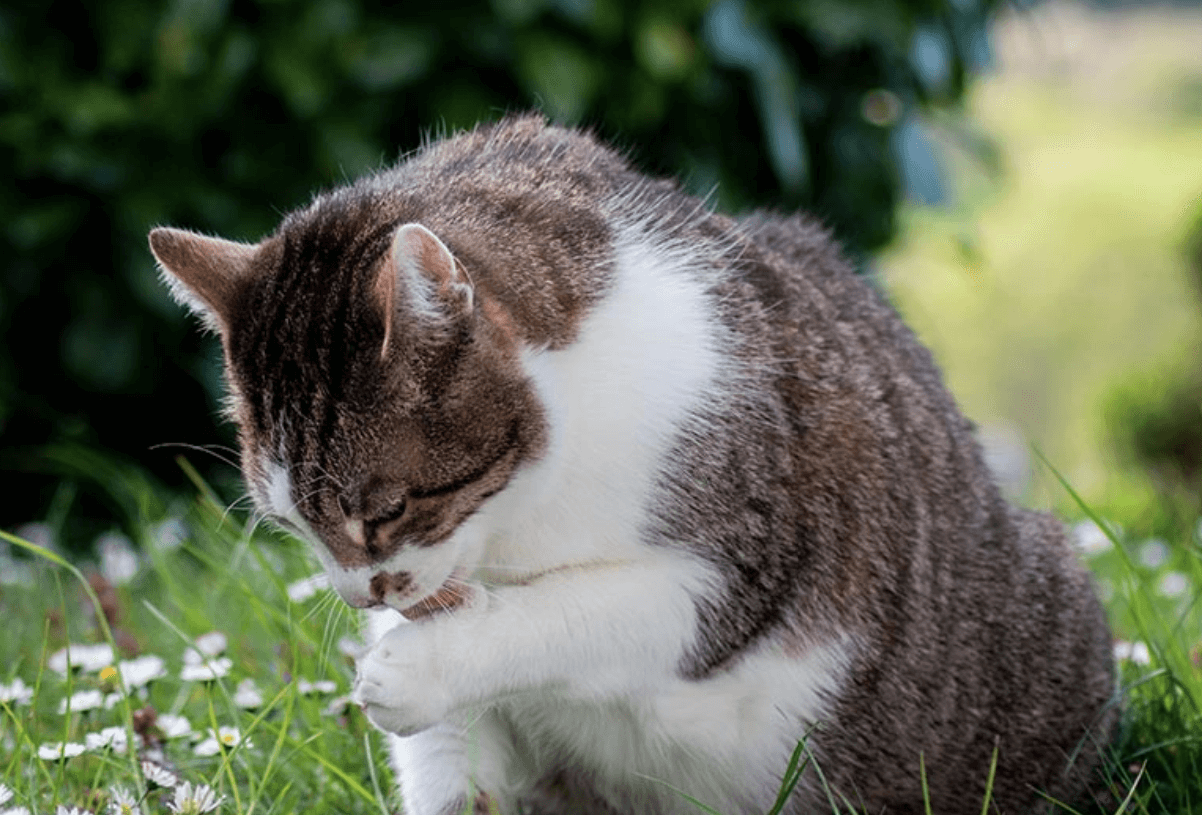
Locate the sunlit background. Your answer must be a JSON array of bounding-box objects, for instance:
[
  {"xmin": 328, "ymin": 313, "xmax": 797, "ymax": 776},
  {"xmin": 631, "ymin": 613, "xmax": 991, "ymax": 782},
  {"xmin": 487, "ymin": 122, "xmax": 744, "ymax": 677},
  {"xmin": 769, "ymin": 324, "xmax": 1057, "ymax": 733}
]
[{"xmin": 883, "ymin": 2, "xmax": 1202, "ymax": 535}]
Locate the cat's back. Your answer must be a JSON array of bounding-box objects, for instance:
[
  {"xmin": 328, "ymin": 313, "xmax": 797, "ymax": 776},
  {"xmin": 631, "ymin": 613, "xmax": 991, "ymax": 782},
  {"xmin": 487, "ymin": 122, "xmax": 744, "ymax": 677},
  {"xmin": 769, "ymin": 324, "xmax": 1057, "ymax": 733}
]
[{"xmin": 720, "ymin": 212, "xmax": 1119, "ymax": 812}]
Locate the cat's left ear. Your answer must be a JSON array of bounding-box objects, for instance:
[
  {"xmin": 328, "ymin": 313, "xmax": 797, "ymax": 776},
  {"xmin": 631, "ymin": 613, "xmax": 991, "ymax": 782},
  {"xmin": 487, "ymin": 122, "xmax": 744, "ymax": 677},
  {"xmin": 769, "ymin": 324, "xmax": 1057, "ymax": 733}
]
[
  {"xmin": 149, "ymin": 227, "xmax": 257, "ymax": 336},
  {"xmin": 378, "ymin": 223, "xmax": 474, "ymax": 354}
]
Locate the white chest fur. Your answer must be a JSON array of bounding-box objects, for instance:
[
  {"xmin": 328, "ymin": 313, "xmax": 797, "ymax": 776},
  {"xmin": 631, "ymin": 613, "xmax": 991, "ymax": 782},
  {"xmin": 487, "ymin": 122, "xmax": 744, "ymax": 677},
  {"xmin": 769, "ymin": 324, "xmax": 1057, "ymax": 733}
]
[{"xmin": 351, "ymin": 224, "xmax": 850, "ymax": 814}]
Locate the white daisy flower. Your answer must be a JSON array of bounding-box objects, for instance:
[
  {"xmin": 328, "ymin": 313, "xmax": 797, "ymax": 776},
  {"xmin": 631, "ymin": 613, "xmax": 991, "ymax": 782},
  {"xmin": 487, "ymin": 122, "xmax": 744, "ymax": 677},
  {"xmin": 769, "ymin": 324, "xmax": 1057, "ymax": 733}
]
[
  {"xmin": 56, "ymin": 806, "xmax": 90, "ymax": 815},
  {"xmin": 153, "ymin": 517, "xmax": 188, "ymax": 551},
  {"xmin": 0, "ymin": 784, "xmax": 12, "ymax": 805},
  {"xmin": 233, "ymin": 678, "xmax": 263, "ymax": 709},
  {"xmin": 1114, "ymin": 640, "xmax": 1152, "ymax": 665},
  {"xmin": 1, "ymin": 806, "xmax": 32, "ymax": 815},
  {"xmin": 180, "ymin": 657, "xmax": 232, "ymax": 682},
  {"xmin": 165, "ymin": 781, "xmax": 224, "ymax": 814},
  {"xmin": 1157, "ymin": 571, "xmax": 1190, "ymax": 598},
  {"xmin": 57, "ymin": 688, "xmax": 105, "ymax": 714},
  {"xmin": 1070, "ymin": 520, "xmax": 1111, "ymax": 554},
  {"xmin": 37, "ymin": 740, "xmax": 87, "ymax": 760},
  {"xmin": 337, "ymin": 636, "xmax": 367, "ymax": 659},
  {"xmin": 323, "ymin": 694, "xmax": 353, "ymax": 716},
  {"xmin": 157, "ymin": 713, "xmax": 193, "ymax": 740},
  {"xmin": 118, "ymin": 655, "xmax": 167, "ymax": 689},
  {"xmin": 193, "ymin": 726, "xmax": 250, "ymax": 757},
  {"xmin": 1139, "ymin": 538, "xmax": 1169, "ymax": 569},
  {"xmin": 141, "ymin": 759, "xmax": 179, "ymax": 788},
  {"xmin": 108, "ymin": 786, "xmax": 141, "ymax": 815},
  {"xmin": 0, "ymin": 548, "xmax": 36, "ymax": 587},
  {"xmin": 97, "ymin": 531, "xmax": 140, "ymax": 586},
  {"xmin": 297, "ymin": 679, "xmax": 337, "ymax": 695},
  {"xmin": 183, "ymin": 632, "xmax": 228, "ymax": 666},
  {"xmin": 0, "ymin": 677, "xmax": 33, "ymax": 706},
  {"xmin": 48, "ymin": 642, "xmax": 114, "ymax": 674},
  {"xmin": 85, "ymin": 725, "xmax": 130, "ymax": 753},
  {"xmin": 286, "ymin": 573, "xmax": 330, "ymax": 603}
]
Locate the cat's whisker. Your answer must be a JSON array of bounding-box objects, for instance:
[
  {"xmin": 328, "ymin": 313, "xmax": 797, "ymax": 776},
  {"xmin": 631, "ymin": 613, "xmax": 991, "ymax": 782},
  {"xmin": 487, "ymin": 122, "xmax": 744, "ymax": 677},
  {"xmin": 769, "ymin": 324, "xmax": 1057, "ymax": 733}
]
[{"xmin": 150, "ymin": 441, "xmax": 243, "ymax": 472}]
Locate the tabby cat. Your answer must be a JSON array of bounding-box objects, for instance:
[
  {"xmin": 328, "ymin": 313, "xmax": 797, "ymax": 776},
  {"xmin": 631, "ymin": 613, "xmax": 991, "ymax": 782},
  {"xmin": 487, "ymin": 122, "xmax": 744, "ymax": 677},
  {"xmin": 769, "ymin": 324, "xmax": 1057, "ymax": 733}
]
[{"xmin": 151, "ymin": 115, "xmax": 1118, "ymax": 814}]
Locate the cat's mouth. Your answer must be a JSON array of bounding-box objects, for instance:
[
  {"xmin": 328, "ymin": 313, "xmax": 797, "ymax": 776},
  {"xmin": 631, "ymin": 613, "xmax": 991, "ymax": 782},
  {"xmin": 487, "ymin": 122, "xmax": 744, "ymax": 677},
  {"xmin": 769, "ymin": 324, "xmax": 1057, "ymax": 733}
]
[{"xmin": 394, "ymin": 580, "xmax": 473, "ymax": 621}]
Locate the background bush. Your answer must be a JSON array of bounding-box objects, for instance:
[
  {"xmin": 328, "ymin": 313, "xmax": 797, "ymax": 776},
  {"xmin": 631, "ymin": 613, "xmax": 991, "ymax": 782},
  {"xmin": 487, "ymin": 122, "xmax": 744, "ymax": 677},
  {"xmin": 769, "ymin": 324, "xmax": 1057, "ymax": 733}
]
[{"xmin": 0, "ymin": 0, "xmax": 995, "ymax": 545}]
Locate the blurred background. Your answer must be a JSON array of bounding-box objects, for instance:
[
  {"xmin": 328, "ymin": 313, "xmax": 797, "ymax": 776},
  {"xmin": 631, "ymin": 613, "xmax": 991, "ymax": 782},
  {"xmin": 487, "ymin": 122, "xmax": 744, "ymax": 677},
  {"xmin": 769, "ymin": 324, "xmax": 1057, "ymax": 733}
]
[{"xmin": 0, "ymin": 0, "xmax": 1198, "ymax": 554}]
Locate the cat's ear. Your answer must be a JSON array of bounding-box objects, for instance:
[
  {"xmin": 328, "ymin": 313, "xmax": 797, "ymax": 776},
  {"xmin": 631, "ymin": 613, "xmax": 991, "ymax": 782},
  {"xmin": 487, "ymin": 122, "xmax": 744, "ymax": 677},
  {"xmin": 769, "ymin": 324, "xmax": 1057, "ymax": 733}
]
[
  {"xmin": 149, "ymin": 227, "xmax": 257, "ymax": 335},
  {"xmin": 379, "ymin": 223, "xmax": 474, "ymax": 354}
]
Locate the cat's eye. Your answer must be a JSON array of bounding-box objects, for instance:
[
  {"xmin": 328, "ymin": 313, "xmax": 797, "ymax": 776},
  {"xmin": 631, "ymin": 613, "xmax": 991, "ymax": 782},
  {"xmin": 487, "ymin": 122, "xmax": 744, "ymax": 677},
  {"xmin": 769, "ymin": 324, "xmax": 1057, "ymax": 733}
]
[{"xmin": 369, "ymin": 499, "xmax": 408, "ymax": 526}]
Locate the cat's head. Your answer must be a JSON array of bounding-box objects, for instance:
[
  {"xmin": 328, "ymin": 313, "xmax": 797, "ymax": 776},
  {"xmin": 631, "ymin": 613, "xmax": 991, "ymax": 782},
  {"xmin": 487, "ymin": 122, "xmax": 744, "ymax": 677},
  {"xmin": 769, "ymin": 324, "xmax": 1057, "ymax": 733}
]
[{"xmin": 150, "ymin": 203, "xmax": 547, "ymax": 616}]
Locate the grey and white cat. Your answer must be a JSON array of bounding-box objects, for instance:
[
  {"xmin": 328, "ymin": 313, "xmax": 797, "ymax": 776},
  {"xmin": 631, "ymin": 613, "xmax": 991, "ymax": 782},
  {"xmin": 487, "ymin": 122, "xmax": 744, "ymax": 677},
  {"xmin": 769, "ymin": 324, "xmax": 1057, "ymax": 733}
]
[{"xmin": 151, "ymin": 116, "xmax": 1118, "ymax": 814}]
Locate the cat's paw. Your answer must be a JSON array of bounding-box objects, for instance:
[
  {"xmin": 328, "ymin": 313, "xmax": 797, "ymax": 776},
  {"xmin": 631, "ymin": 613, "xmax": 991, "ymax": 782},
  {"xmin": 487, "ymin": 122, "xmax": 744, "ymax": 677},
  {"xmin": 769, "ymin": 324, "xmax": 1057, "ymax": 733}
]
[{"xmin": 352, "ymin": 623, "xmax": 452, "ymax": 736}]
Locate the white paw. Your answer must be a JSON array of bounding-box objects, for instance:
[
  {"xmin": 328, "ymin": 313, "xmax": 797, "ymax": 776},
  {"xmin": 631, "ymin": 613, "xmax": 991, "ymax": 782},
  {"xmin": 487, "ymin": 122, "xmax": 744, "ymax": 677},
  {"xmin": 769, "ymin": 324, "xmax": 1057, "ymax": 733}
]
[{"xmin": 352, "ymin": 623, "xmax": 452, "ymax": 736}]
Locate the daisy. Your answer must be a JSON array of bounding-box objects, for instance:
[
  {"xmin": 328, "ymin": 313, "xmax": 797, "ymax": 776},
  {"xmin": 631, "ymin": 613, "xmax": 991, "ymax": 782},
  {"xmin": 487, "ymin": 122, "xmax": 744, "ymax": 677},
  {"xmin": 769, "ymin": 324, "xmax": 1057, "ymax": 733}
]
[
  {"xmin": 108, "ymin": 786, "xmax": 142, "ymax": 815},
  {"xmin": 48, "ymin": 642, "xmax": 114, "ymax": 674},
  {"xmin": 118, "ymin": 655, "xmax": 167, "ymax": 689},
  {"xmin": 180, "ymin": 657, "xmax": 232, "ymax": 682},
  {"xmin": 37, "ymin": 740, "xmax": 87, "ymax": 760},
  {"xmin": 233, "ymin": 678, "xmax": 263, "ymax": 709},
  {"xmin": 157, "ymin": 713, "xmax": 193, "ymax": 740},
  {"xmin": 165, "ymin": 781, "xmax": 223, "ymax": 814},
  {"xmin": 153, "ymin": 517, "xmax": 188, "ymax": 551},
  {"xmin": 297, "ymin": 679, "xmax": 337, "ymax": 695},
  {"xmin": 57, "ymin": 688, "xmax": 105, "ymax": 714},
  {"xmin": 1114, "ymin": 640, "xmax": 1152, "ymax": 665},
  {"xmin": 56, "ymin": 806, "xmax": 90, "ymax": 815},
  {"xmin": 0, "ymin": 677, "xmax": 33, "ymax": 706},
  {"xmin": 85, "ymin": 725, "xmax": 130, "ymax": 753},
  {"xmin": 1157, "ymin": 571, "xmax": 1189, "ymax": 598},
  {"xmin": 141, "ymin": 759, "xmax": 179, "ymax": 788},
  {"xmin": 0, "ymin": 784, "xmax": 12, "ymax": 805},
  {"xmin": 323, "ymin": 694, "xmax": 353, "ymax": 716},
  {"xmin": 286, "ymin": 573, "xmax": 329, "ymax": 603},
  {"xmin": 183, "ymin": 632, "xmax": 228, "ymax": 666},
  {"xmin": 97, "ymin": 531, "xmax": 140, "ymax": 586},
  {"xmin": 193, "ymin": 726, "xmax": 250, "ymax": 757}
]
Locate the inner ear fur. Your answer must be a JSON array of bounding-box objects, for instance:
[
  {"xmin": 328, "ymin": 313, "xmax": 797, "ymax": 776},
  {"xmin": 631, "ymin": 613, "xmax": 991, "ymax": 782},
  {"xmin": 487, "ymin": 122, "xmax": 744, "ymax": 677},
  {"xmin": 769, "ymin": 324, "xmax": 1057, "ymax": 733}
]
[
  {"xmin": 149, "ymin": 227, "xmax": 258, "ymax": 334},
  {"xmin": 377, "ymin": 223, "xmax": 475, "ymax": 357}
]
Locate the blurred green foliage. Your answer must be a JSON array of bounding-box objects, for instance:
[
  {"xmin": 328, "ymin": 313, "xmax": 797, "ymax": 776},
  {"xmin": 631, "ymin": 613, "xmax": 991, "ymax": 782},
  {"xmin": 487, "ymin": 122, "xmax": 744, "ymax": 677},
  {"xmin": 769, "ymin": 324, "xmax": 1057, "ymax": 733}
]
[
  {"xmin": 1106, "ymin": 199, "xmax": 1202, "ymax": 522},
  {"xmin": 0, "ymin": 0, "xmax": 995, "ymax": 541}
]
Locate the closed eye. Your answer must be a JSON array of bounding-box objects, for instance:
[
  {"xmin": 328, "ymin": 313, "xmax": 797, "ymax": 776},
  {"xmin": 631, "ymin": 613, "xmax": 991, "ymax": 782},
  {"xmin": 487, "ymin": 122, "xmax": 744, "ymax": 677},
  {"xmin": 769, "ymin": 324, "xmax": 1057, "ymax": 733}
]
[{"xmin": 368, "ymin": 499, "xmax": 408, "ymax": 526}]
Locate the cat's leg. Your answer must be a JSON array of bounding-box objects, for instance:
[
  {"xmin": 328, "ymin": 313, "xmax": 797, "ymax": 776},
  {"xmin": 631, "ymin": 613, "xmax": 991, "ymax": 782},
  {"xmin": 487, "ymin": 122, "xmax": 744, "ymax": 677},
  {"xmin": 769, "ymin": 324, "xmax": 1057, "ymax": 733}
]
[
  {"xmin": 387, "ymin": 710, "xmax": 527, "ymax": 815},
  {"xmin": 363, "ymin": 609, "xmax": 528, "ymax": 815},
  {"xmin": 353, "ymin": 554, "xmax": 708, "ymax": 739}
]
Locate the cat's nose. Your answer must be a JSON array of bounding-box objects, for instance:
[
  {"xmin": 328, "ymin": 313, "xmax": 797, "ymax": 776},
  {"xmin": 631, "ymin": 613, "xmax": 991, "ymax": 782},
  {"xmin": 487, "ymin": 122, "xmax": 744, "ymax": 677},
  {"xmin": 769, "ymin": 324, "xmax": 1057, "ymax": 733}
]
[{"xmin": 344, "ymin": 517, "xmax": 367, "ymax": 547}]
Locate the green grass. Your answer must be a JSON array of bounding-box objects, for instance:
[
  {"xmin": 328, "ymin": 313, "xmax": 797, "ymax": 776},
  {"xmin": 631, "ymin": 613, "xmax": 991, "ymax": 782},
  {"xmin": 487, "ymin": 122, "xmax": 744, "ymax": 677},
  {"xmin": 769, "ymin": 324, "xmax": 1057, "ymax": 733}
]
[{"xmin": 0, "ymin": 475, "xmax": 380, "ymax": 815}]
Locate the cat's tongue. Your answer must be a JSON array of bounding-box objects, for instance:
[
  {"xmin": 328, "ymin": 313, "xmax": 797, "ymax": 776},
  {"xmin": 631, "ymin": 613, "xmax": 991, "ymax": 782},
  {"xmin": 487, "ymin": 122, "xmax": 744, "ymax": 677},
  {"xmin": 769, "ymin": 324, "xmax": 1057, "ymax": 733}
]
[{"xmin": 398, "ymin": 580, "xmax": 472, "ymax": 621}]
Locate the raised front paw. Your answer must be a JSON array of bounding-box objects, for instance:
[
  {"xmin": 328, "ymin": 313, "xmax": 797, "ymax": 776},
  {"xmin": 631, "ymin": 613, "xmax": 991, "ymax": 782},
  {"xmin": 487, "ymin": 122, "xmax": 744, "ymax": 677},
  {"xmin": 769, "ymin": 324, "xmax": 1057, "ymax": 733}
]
[{"xmin": 352, "ymin": 624, "xmax": 451, "ymax": 736}]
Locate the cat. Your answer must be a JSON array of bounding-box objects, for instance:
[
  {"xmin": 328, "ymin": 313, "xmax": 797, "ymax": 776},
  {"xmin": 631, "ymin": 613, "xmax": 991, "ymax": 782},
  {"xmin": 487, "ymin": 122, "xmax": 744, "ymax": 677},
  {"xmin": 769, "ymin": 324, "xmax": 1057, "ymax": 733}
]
[{"xmin": 151, "ymin": 115, "xmax": 1119, "ymax": 815}]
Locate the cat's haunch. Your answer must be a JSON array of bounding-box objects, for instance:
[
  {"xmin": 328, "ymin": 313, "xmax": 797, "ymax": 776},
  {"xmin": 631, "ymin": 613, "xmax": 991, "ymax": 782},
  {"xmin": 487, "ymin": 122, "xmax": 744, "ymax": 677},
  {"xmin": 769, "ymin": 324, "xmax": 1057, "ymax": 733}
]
[{"xmin": 153, "ymin": 115, "xmax": 1118, "ymax": 815}]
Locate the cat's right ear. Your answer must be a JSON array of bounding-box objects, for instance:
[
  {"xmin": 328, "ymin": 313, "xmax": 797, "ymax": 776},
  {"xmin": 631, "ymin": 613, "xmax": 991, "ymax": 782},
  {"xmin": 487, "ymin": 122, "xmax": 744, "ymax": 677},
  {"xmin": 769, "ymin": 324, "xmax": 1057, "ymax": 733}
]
[
  {"xmin": 378, "ymin": 223, "xmax": 474, "ymax": 356},
  {"xmin": 149, "ymin": 227, "xmax": 257, "ymax": 335}
]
